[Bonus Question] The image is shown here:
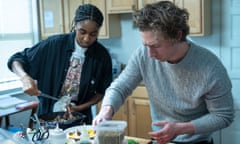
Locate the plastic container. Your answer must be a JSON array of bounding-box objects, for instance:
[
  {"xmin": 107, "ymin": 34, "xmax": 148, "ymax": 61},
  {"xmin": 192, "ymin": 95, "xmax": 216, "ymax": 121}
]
[
  {"xmin": 95, "ymin": 120, "xmax": 127, "ymax": 144},
  {"xmin": 0, "ymin": 128, "xmax": 29, "ymax": 144},
  {"xmin": 48, "ymin": 124, "xmax": 66, "ymax": 144}
]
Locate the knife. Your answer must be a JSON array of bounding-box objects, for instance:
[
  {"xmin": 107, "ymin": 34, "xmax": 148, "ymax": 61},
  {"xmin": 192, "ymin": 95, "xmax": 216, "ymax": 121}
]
[{"xmin": 40, "ymin": 92, "xmax": 59, "ymax": 101}]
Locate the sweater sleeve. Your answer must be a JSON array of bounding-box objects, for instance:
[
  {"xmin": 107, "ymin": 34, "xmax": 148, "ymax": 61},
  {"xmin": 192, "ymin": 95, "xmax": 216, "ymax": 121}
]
[
  {"xmin": 102, "ymin": 46, "xmax": 144, "ymax": 113},
  {"xmin": 191, "ymin": 63, "xmax": 234, "ymax": 133}
]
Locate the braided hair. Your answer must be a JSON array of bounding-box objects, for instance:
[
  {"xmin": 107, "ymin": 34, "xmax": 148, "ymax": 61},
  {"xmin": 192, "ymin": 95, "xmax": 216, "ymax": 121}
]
[{"xmin": 71, "ymin": 4, "xmax": 104, "ymax": 31}]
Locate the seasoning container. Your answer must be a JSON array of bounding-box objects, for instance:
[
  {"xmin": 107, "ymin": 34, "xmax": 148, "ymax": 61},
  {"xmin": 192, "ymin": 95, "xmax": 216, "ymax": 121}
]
[
  {"xmin": 79, "ymin": 125, "xmax": 91, "ymax": 144},
  {"xmin": 95, "ymin": 120, "xmax": 127, "ymax": 144},
  {"xmin": 48, "ymin": 124, "xmax": 66, "ymax": 144}
]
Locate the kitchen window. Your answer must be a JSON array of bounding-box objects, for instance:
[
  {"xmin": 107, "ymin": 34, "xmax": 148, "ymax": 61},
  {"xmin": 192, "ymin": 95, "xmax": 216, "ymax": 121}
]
[{"xmin": 0, "ymin": 0, "xmax": 39, "ymax": 91}]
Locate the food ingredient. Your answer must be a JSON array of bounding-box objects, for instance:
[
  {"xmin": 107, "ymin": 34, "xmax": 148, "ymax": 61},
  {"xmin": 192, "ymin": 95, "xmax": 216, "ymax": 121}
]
[
  {"xmin": 97, "ymin": 131, "xmax": 124, "ymax": 144},
  {"xmin": 128, "ymin": 139, "xmax": 139, "ymax": 144}
]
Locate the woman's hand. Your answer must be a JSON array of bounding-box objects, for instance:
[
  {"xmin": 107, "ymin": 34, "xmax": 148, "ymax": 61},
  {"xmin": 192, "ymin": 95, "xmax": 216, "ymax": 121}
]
[
  {"xmin": 20, "ymin": 74, "xmax": 41, "ymax": 96},
  {"xmin": 11, "ymin": 61, "xmax": 40, "ymax": 96}
]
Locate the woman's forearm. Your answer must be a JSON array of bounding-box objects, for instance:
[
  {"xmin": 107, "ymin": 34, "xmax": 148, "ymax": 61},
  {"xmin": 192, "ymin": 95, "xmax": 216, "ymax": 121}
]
[{"xmin": 11, "ymin": 61, "xmax": 28, "ymax": 78}]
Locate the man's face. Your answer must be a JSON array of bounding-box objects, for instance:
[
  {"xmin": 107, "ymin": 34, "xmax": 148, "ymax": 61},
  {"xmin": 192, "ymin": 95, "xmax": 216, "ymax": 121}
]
[
  {"xmin": 75, "ymin": 20, "xmax": 99, "ymax": 48},
  {"xmin": 141, "ymin": 31, "xmax": 177, "ymax": 62}
]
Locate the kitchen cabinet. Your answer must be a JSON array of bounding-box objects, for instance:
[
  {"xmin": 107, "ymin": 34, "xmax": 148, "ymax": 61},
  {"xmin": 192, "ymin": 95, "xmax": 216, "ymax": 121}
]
[
  {"xmin": 38, "ymin": 0, "xmax": 120, "ymax": 39},
  {"xmin": 107, "ymin": 0, "xmax": 137, "ymax": 14},
  {"xmin": 84, "ymin": 0, "xmax": 121, "ymax": 38},
  {"xmin": 38, "ymin": 0, "xmax": 83, "ymax": 39},
  {"xmin": 111, "ymin": 97, "xmax": 130, "ymax": 136},
  {"xmin": 107, "ymin": 0, "xmax": 173, "ymax": 14},
  {"xmin": 174, "ymin": 0, "xmax": 211, "ymax": 36},
  {"xmin": 111, "ymin": 86, "xmax": 152, "ymax": 139},
  {"xmin": 127, "ymin": 86, "xmax": 152, "ymax": 139},
  {"xmin": 107, "ymin": 0, "xmax": 211, "ymax": 36}
]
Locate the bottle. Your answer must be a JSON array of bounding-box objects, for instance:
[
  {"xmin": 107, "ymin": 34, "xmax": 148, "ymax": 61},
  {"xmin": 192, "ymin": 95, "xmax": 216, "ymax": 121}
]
[
  {"xmin": 79, "ymin": 125, "xmax": 91, "ymax": 144},
  {"xmin": 110, "ymin": 52, "xmax": 120, "ymax": 79},
  {"xmin": 49, "ymin": 123, "xmax": 66, "ymax": 144}
]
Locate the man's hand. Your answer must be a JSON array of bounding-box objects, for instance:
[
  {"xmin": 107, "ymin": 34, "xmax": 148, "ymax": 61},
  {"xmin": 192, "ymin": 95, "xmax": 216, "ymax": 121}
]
[
  {"xmin": 92, "ymin": 105, "xmax": 114, "ymax": 126},
  {"xmin": 148, "ymin": 121, "xmax": 195, "ymax": 144},
  {"xmin": 148, "ymin": 121, "xmax": 177, "ymax": 144}
]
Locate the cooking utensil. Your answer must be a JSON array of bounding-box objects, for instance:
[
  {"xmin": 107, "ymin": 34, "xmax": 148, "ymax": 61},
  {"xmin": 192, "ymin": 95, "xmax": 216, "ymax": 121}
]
[
  {"xmin": 40, "ymin": 93, "xmax": 59, "ymax": 101},
  {"xmin": 40, "ymin": 93, "xmax": 71, "ymax": 112},
  {"xmin": 32, "ymin": 128, "xmax": 49, "ymax": 142},
  {"xmin": 32, "ymin": 113, "xmax": 50, "ymax": 142},
  {"xmin": 38, "ymin": 112, "xmax": 86, "ymax": 130},
  {"xmin": 53, "ymin": 95, "xmax": 71, "ymax": 112}
]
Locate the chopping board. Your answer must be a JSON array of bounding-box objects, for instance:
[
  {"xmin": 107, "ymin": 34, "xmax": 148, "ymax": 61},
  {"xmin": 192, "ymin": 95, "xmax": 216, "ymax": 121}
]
[
  {"xmin": 125, "ymin": 136, "xmax": 151, "ymax": 144},
  {"xmin": 125, "ymin": 136, "xmax": 175, "ymax": 144}
]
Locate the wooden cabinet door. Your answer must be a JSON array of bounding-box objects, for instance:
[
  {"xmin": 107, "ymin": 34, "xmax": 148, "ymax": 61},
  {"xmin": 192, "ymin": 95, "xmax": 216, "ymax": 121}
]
[
  {"xmin": 38, "ymin": 0, "xmax": 64, "ymax": 39},
  {"xmin": 83, "ymin": 0, "xmax": 107, "ymax": 37},
  {"xmin": 175, "ymin": 0, "xmax": 211, "ymax": 36},
  {"xmin": 84, "ymin": 0, "xmax": 120, "ymax": 38},
  {"xmin": 128, "ymin": 98, "xmax": 152, "ymax": 139},
  {"xmin": 112, "ymin": 99, "xmax": 129, "ymax": 135},
  {"xmin": 128, "ymin": 86, "xmax": 152, "ymax": 139},
  {"xmin": 63, "ymin": 0, "xmax": 83, "ymax": 33},
  {"xmin": 138, "ymin": 0, "xmax": 174, "ymax": 9},
  {"xmin": 107, "ymin": 0, "xmax": 137, "ymax": 13},
  {"xmin": 39, "ymin": 0, "xmax": 83, "ymax": 39}
]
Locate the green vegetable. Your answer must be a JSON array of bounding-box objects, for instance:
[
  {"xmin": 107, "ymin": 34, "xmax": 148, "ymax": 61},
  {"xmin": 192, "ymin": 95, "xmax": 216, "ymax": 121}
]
[{"xmin": 128, "ymin": 139, "xmax": 139, "ymax": 144}]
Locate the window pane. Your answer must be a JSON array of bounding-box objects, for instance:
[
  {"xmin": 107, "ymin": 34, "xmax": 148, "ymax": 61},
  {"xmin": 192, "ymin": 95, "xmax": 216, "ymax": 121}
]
[
  {"xmin": 0, "ymin": 40, "xmax": 33, "ymax": 81},
  {"xmin": 0, "ymin": 0, "xmax": 31, "ymax": 33},
  {"xmin": 0, "ymin": 0, "xmax": 35, "ymax": 83}
]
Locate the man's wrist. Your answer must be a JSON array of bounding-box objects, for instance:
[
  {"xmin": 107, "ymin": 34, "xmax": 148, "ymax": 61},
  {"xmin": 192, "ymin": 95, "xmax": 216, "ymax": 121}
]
[{"xmin": 101, "ymin": 105, "xmax": 114, "ymax": 117}]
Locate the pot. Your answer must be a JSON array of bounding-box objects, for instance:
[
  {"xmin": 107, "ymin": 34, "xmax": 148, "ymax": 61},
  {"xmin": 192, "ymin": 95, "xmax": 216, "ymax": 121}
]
[{"xmin": 38, "ymin": 112, "xmax": 86, "ymax": 130}]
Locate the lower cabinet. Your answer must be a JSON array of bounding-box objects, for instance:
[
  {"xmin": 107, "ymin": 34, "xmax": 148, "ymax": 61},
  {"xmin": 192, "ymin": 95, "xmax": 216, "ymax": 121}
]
[
  {"xmin": 128, "ymin": 94, "xmax": 152, "ymax": 139},
  {"xmin": 112, "ymin": 86, "xmax": 152, "ymax": 139}
]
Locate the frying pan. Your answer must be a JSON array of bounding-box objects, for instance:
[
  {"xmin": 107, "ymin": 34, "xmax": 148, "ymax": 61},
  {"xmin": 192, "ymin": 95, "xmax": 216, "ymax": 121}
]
[{"xmin": 38, "ymin": 111, "xmax": 86, "ymax": 130}]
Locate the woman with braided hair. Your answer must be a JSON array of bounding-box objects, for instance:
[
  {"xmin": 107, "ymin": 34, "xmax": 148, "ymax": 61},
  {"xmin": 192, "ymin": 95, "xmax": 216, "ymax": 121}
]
[{"xmin": 7, "ymin": 4, "xmax": 112, "ymax": 124}]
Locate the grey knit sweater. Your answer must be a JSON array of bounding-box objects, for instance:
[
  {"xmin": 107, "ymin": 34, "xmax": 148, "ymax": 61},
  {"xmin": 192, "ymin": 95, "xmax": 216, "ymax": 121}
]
[{"xmin": 102, "ymin": 41, "xmax": 234, "ymax": 142}]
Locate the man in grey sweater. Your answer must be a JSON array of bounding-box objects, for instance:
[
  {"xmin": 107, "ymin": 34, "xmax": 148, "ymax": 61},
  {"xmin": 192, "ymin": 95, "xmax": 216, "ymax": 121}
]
[{"xmin": 93, "ymin": 1, "xmax": 234, "ymax": 144}]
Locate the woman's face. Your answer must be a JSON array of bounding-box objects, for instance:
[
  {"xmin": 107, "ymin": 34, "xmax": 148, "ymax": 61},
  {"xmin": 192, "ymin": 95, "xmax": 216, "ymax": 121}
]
[{"xmin": 75, "ymin": 20, "xmax": 100, "ymax": 48}]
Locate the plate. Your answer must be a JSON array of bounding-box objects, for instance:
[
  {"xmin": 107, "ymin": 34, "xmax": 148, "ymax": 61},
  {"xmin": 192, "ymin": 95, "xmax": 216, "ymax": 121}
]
[{"xmin": 64, "ymin": 125, "xmax": 95, "ymax": 140}]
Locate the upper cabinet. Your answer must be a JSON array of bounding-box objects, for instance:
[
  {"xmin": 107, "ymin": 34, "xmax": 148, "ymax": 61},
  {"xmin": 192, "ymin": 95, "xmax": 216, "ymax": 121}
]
[
  {"xmin": 107, "ymin": 0, "xmax": 174, "ymax": 13},
  {"xmin": 107, "ymin": 0, "xmax": 137, "ymax": 14},
  {"xmin": 174, "ymin": 0, "xmax": 211, "ymax": 36},
  {"xmin": 38, "ymin": 0, "xmax": 120, "ymax": 39},
  {"xmin": 38, "ymin": 0, "xmax": 83, "ymax": 39},
  {"xmin": 107, "ymin": 0, "xmax": 211, "ymax": 36},
  {"xmin": 84, "ymin": 0, "xmax": 121, "ymax": 38}
]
